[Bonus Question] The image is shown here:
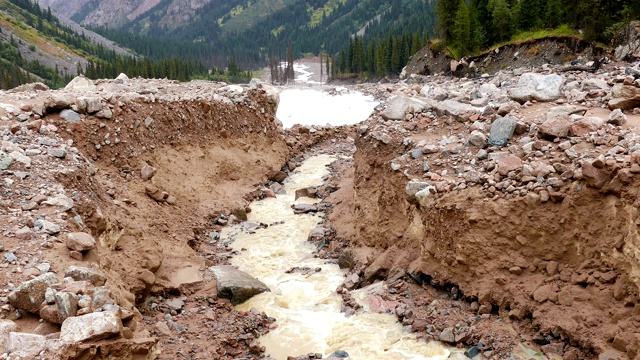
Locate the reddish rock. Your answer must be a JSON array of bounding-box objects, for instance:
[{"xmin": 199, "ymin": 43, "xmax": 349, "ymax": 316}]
[
  {"xmin": 581, "ymin": 161, "xmax": 611, "ymax": 189},
  {"xmin": 569, "ymin": 117, "xmax": 604, "ymax": 136},
  {"xmin": 532, "ymin": 284, "xmax": 554, "ymax": 303},
  {"xmin": 496, "ymin": 155, "xmax": 523, "ymax": 176},
  {"xmin": 539, "ymin": 115, "xmax": 571, "ymax": 139},
  {"xmin": 65, "ymin": 232, "xmax": 96, "ymax": 252}
]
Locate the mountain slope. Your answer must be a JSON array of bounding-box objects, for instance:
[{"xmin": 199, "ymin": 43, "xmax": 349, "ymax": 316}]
[{"xmin": 66, "ymin": 0, "xmax": 435, "ymax": 70}]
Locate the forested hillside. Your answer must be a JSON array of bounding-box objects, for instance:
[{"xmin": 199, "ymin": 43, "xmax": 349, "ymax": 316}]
[
  {"xmin": 42, "ymin": 0, "xmax": 437, "ymax": 70},
  {"xmin": 0, "ymin": 0, "xmax": 252, "ymax": 90},
  {"xmin": 335, "ymin": 0, "xmax": 640, "ymax": 79},
  {"xmin": 436, "ymin": 0, "xmax": 640, "ymax": 58}
]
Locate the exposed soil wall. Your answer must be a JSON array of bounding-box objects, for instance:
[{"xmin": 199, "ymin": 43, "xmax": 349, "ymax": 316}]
[
  {"xmin": 335, "ymin": 115, "xmax": 640, "ymax": 358},
  {"xmin": 404, "ymin": 36, "xmax": 608, "ymax": 77}
]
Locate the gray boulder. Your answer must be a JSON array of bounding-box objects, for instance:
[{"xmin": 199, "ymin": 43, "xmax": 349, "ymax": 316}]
[
  {"xmin": 8, "ymin": 272, "xmax": 58, "ymax": 313},
  {"xmin": 509, "ymin": 73, "xmax": 564, "ymax": 103},
  {"xmin": 382, "ymin": 95, "xmax": 427, "ymax": 120},
  {"xmin": 65, "ymin": 76, "xmax": 97, "ymax": 91},
  {"xmin": 434, "ymin": 100, "xmax": 481, "ymax": 121},
  {"xmin": 60, "ymin": 109, "xmax": 81, "ymax": 123},
  {"xmin": 488, "ymin": 117, "xmax": 517, "ymax": 148},
  {"xmin": 211, "ymin": 266, "xmax": 269, "ymax": 305}
]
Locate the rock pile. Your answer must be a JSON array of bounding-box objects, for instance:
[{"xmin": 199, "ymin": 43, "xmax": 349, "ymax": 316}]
[
  {"xmin": 2, "ymin": 266, "xmax": 138, "ymax": 358},
  {"xmin": 359, "ymin": 63, "xmax": 640, "ymax": 207}
]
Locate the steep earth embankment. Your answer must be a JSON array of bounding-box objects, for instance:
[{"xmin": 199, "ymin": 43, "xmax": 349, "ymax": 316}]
[
  {"xmin": 403, "ymin": 36, "xmax": 607, "ymax": 77},
  {"xmin": 0, "ymin": 76, "xmax": 287, "ymax": 359},
  {"xmin": 329, "ymin": 61, "xmax": 640, "ymax": 359}
]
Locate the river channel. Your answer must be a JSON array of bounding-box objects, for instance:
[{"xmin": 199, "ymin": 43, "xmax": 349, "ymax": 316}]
[{"xmin": 221, "ymin": 154, "xmax": 450, "ymax": 359}]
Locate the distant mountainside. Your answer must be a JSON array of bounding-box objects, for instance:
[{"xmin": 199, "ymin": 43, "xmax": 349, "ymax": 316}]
[
  {"xmin": 35, "ymin": 0, "xmax": 437, "ymax": 69},
  {"xmin": 0, "ymin": 0, "xmax": 136, "ymax": 88}
]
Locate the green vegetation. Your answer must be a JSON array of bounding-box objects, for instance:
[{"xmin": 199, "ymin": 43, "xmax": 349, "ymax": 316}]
[
  {"xmin": 333, "ymin": 0, "xmax": 436, "ymax": 79},
  {"xmin": 0, "ymin": 0, "xmax": 254, "ymax": 90},
  {"xmin": 335, "ymin": 32, "xmax": 429, "ymax": 79},
  {"xmin": 435, "ymin": 0, "xmax": 640, "ymax": 59}
]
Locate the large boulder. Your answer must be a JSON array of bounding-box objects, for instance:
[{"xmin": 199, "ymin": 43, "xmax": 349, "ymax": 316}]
[
  {"xmin": 608, "ymin": 84, "xmax": 640, "ymax": 110},
  {"xmin": 434, "ymin": 100, "xmax": 481, "ymax": 121},
  {"xmin": 382, "ymin": 95, "xmax": 427, "ymax": 120},
  {"xmin": 60, "ymin": 311, "xmax": 123, "ymax": 343},
  {"xmin": 8, "ymin": 272, "xmax": 58, "ymax": 313},
  {"xmin": 5, "ymin": 332, "xmax": 47, "ymax": 358},
  {"xmin": 211, "ymin": 266, "xmax": 269, "ymax": 305},
  {"xmin": 509, "ymin": 73, "xmax": 564, "ymax": 103},
  {"xmin": 65, "ymin": 75, "xmax": 97, "ymax": 91},
  {"xmin": 488, "ymin": 117, "xmax": 517, "ymax": 147}
]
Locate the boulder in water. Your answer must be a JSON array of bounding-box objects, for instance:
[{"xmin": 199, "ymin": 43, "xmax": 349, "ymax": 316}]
[{"xmin": 211, "ymin": 266, "xmax": 269, "ymax": 305}]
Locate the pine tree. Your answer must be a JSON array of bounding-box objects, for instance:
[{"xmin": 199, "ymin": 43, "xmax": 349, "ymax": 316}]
[
  {"xmin": 488, "ymin": 0, "xmax": 514, "ymax": 42},
  {"xmin": 452, "ymin": 0, "xmax": 471, "ymax": 55},
  {"xmin": 544, "ymin": 0, "xmax": 562, "ymax": 28},
  {"xmin": 518, "ymin": 0, "xmax": 541, "ymax": 30},
  {"xmin": 436, "ymin": 0, "xmax": 461, "ymax": 42}
]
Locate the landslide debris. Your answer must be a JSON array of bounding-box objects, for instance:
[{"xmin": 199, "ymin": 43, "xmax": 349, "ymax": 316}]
[
  {"xmin": 0, "ymin": 75, "xmax": 287, "ymax": 359},
  {"xmin": 326, "ymin": 59, "xmax": 640, "ymax": 359}
]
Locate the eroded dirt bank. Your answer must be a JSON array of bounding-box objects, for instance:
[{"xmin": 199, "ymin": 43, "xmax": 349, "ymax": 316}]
[
  {"xmin": 325, "ymin": 61, "xmax": 640, "ymax": 359},
  {"xmin": 0, "ymin": 77, "xmax": 290, "ymax": 359}
]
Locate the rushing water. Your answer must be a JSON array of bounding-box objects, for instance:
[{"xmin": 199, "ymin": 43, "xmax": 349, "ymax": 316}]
[{"xmin": 221, "ymin": 155, "xmax": 450, "ymax": 360}]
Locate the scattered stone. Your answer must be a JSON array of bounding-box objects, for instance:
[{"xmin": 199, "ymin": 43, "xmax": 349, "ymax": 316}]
[
  {"xmin": 64, "ymin": 266, "xmax": 107, "ymax": 286},
  {"xmin": 439, "ymin": 327, "xmax": 455, "ymax": 343},
  {"xmin": 5, "ymin": 332, "xmax": 47, "ymax": 358},
  {"xmin": 65, "ymin": 75, "xmax": 97, "ymax": 91},
  {"xmin": 60, "ymin": 310, "xmax": 123, "ymax": 342},
  {"xmin": 55, "ymin": 291, "xmax": 79, "ymax": 323},
  {"xmin": 145, "ymin": 185, "xmax": 167, "ymax": 202},
  {"xmin": 60, "ymin": 109, "xmax": 81, "ymax": 122},
  {"xmin": 608, "ymin": 84, "xmax": 640, "ymax": 110},
  {"xmin": 65, "ymin": 232, "xmax": 96, "ymax": 252},
  {"xmin": 496, "ymin": 155, "xmax": 523, "ymax": 176},
  {"xmin": 382, "ymin": 95, "xmax": 427, "ymax": 120},
  {"xmin": 8, "ymin": 272, "xmax": 58, "ymax": 313},
  {"xmin": 467, "ymin": 130, "xmax": 487, "ymax": 148},
  {"xmin": 405, "ymin": 179, "xmax": 431, "ymax": 203},
  {"xmin": 42, "ymin": 194, "xmax": 74, "ymax": 211},
  {"xmin": 488, "ymin": 117, "xmax": 517, "ymax": 147},
  {"xmin": 141, "ymin": 164, "xmax": 157, "ymax": 181},
  {"xmin": 292, "ymin": 203, "xmax": 318, "ymax": 214},
  {"xmin": 434, "ymin": 100, "xmax": 480, "ymax": 121},
  {"xmin": 211, "ymin": 265, "xmax": 270, "ymax": 305},
  {"xmin": 539, "ymin": 115, "xmax": 571, "ymax": 139},
  {"xmin": 608, "ymin": 109, "xmax": 627, "ymax": 125}
]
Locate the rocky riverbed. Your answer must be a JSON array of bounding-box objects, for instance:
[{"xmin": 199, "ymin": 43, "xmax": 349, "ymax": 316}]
[{"xmin": 0, "ymin": 52, "xmax": 639, "ymax": 360}]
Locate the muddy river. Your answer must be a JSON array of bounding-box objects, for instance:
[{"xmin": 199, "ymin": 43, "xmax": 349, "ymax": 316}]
[{"xmin": 222, "ymin": 155, "xmax": 450, "ymax": 359}]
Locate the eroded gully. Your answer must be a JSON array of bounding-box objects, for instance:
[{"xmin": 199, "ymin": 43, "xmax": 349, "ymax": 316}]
[{"xmin": 221, "ymin": 154, "xmax": 451, "ymax": 359}]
